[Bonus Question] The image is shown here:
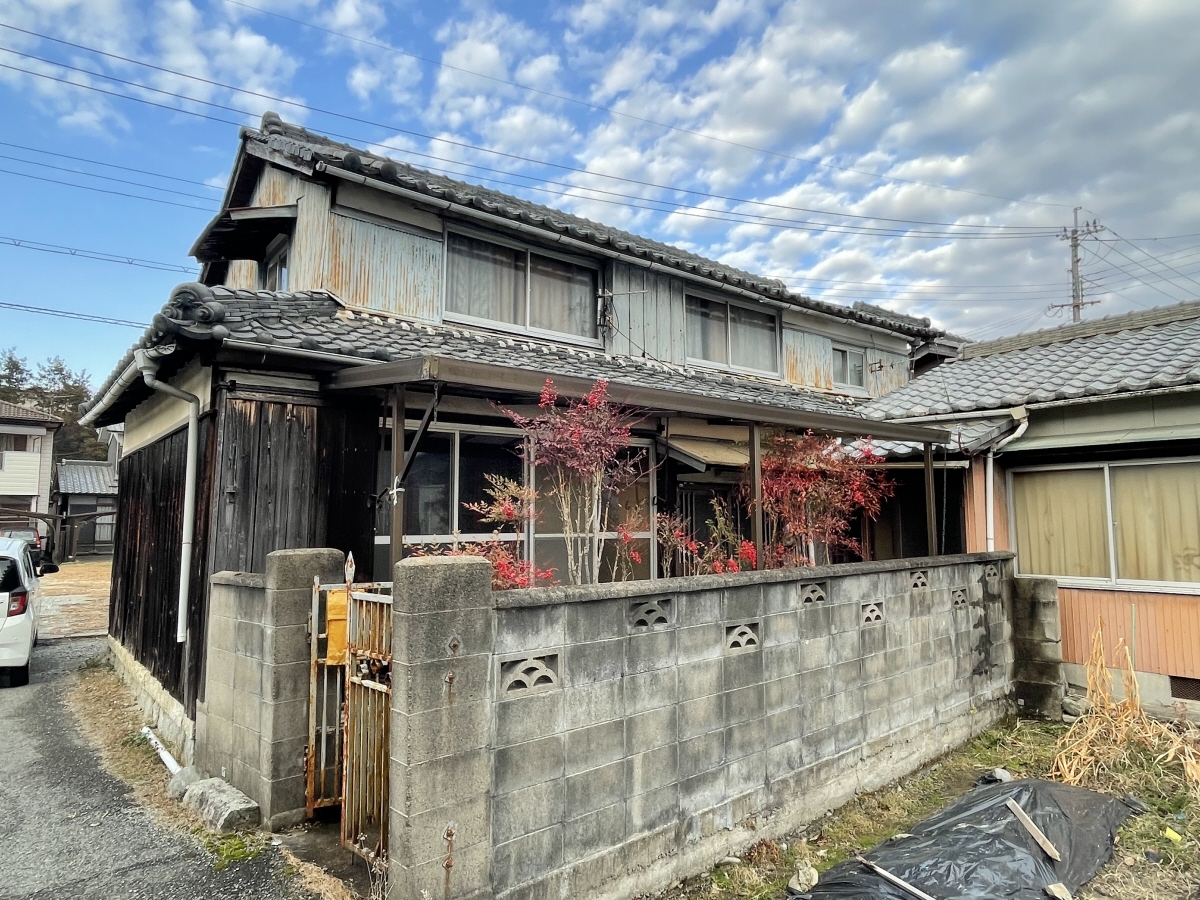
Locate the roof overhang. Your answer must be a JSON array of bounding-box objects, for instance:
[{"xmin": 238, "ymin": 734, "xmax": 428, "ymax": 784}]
[
  {"xmin": 327, "ymin": 353, "xmax": 949, "ymax": 443},
  {"xmin": 190, "ymin": 204, "xmax": 298, "ymax": 263}
]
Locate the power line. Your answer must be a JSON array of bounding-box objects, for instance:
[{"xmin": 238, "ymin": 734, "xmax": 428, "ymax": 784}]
[
  {"xmin": 0, "ymin": 140, "xmax": 223, "ymax": 189},
  {"xmin": 0, "ymin": 32, "xmax": 1061, "ymax": 237},
  {"xmin": 0, "ymin": 55, "xmax": 1061, "ymax": 242},
  {"xmin": 0, "ymin": 300, "xmax": 146, "ymax": 328},
  {"xmin": 1105, "ymin": 229, "xmax": 1200, "ymax": 292},
  {"xmin": 1080, "ymin": 244, "xmax": 1191, "ymax": 304},
  {"xmin": 0, "ymin": 151, "xmax": 219, "ymax": 201},
  {"xmin": 0, "ymin": 166, "xmax": 217, "ymax": 211},
  {"xmin": 0, "ymin": 235, "xmax": 198, "ymax": 273},
  {"xmin": 218, "ymin": 0, "xmax": 1077, "ymax": 212}
]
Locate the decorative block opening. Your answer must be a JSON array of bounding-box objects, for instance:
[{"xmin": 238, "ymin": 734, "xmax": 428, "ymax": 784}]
[
  {"xmin": 861, "ymin": 602, "xmax": 884, "ymax": 625},
  {"xmin": 800, "ymin": 582, "xmax": 828, "ymax": 604},
  {"xmin": 499, "ymin": 655, "xmax": 560, "ymax": 696},
  {"xmin": 951, "ymin": 588, "xmax": 968, "ymax": 609},
  {"xmin": 630, "ymin": 598, "xmax": 672, "ymax": 629},
  {"xmin": 983, "ymin": 563, "xmax": 1000, "ymax": 580},
  {"xmin": 725, "ymin": 623, "xmax": 760, "ymax": 652},
  {"xmin": 910, "ymin": 570, "xmax": 929, "ymax": 590}
]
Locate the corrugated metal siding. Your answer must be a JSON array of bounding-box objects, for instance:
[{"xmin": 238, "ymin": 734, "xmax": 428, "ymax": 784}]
[
  {"xmin": 783, "ymin": 329, "xmax": 833, "ymax": 390},
  {"xmin": 866, "ymin": 348, "xmax": 909, "ymax": 397},
  {"xmin": 323, "ymin": 213, "xmax": 441, "ymax": 321},
  {"xmin": 252, "ymin": 165, "xmax": 304, "ymax": 207},
  {"xmin": 608, "ymin": 262, "xmax": 686, "ymax": 363},
  {"xmin": 225, "ymin": 259, "xmax": 258, "ymax": 289},
  {"xmin": 1059, "ymin": 586, "xmax": 1200, "ymax": 678},
  {"xmin": 289, "ymin": 182, "xmax": 331, "ymax": 292}
]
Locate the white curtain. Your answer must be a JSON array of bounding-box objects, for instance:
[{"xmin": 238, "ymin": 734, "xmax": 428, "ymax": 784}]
[
  {"xmin": 1112, "ymin": 462, "xmax": 1200, "ymax": 583},
  {"xmin": 529, "ymin": 254, "xmax": 596, "ymax": 338},
  {"xmin": 446, "ymin": 234, "xmax": 525, "ymax": 325},
  {"xmin": 686, "ymin": 296, "xmax": 728, "ymax": 364},
  {"xmin": 729, "ymin": 305, "xmax": 778, "ymax": 372},
  {"xmin": 1012, "ymin": 468, "xmax": 1110, "ymax": 578}
]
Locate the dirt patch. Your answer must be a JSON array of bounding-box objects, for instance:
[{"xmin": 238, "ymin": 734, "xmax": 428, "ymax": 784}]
[
  {"xmin": 39, "ymin": 558, "xmax": 112, "ymax": 638},
  {"xmin": 63, "ymin": 655, "xmax": 197, "ymax": 828}
]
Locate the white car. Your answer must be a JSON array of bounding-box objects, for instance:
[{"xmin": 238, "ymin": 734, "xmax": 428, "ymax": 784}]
[{"xmin": 0, "ymin": 535, "xmax": 58, "ymax": 687}]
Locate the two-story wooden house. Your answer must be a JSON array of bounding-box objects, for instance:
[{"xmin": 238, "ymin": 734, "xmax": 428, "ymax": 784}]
[{"xmin": 79, "ymin": 113, "xmax": 946, "ymax": 715}]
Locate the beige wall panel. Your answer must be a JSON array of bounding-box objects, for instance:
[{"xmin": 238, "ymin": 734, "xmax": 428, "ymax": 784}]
[
  {"xmin": 323, "ymin": 213, "xmax": 441, "ymax": 321},
  {"xmin": 334, "ymin": 181, "xmax": 443, "ymax": 234},
  {"xmin": 288, "ymin": 182, "xmax": 331, "ymax": 292},
  {"xmin": 783, "ymin": 329, "xmax": 833, "ymax": 390},
  {"xmin": 225, "ymin": 259, "xmax": 258, "ymax": 289},
  {"xmin": 865, "ymin": 348, "xmax": 909, "ymax": 397},
  {"xmin": 251, "ymin": 165, "xmax": 304, "ymax": 207},
  {"xmin": 0, "ymin": 451, "xmax": 41, "ymax": 494},
  {"xmin": 123, "ymin": 362, "xmax": 213, "ymax": 454}
]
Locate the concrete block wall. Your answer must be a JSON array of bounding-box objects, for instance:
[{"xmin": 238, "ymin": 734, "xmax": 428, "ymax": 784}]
[
  {"xmin": 388, "ymin": 552, "xmax": 1021, "ymax": 900},
  {"xmin": 195, "ymin": 548, "xmax": 344, "ymax": 830},
  {"xmin": 1012, "ymin": 575, "xmax": 1064, "ymax": 718}
]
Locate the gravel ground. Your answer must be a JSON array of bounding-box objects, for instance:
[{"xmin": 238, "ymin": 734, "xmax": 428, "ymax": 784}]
[{"xmin": 0, "ymin": 638, "xmax": 309, "ymax": 900}]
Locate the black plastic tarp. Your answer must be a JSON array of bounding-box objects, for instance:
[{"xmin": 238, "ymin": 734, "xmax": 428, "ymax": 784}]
[{"xmin": 805, "ymin": 779, "xmax": 1138, "ymax": 899}]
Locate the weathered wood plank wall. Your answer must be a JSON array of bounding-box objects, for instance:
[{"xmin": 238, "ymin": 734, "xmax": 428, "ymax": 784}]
[
  {"xmin": 109, "ymin": 417, "xmax": 216, "ymax": 715},
  {"xmin": 609, "ymin": 262, "xmax": 686, "ymax": 363}
]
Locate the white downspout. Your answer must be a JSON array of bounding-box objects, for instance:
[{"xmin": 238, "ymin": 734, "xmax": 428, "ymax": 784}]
[
  {"xmin": 985, "ymin": 408, "xmax": 1029, "ymax": 552},
  {"xmin": 134, "ymin": 349, "xmax": 200, "ymax": 644}
]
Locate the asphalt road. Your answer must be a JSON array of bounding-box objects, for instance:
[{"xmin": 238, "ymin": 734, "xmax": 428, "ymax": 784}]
[{"xmin": 0, "ymin": 638, "xmax": 307, "ymax": 900}]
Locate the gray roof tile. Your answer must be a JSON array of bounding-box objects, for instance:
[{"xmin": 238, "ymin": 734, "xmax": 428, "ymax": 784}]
[
  {"xmin": 56, "ymin": 460, "xmax": 118, "ymax": 496},
  {"xmin": 862, "ymin": 302, "xmax": 1200, "ymax": 420}
]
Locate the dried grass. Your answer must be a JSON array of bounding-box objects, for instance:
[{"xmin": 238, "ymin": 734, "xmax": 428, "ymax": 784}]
[{"xmin": 280, "ymin": 847, "xmax": 359, "ymax": 900}]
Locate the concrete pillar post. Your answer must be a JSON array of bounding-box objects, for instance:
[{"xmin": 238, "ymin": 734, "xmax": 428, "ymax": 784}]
[
  {"xmin": 389, "ymin": 556, "xmax": 495, "ymax": 900},
  {"xmin": 260, "ymin": 547, "xmax": 345, "ymax": 829}
]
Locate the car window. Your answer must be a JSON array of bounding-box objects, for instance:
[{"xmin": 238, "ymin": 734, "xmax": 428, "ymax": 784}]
[{"xmin": 0, "ymin": 557, "xmax": 19, "ymax": 592}]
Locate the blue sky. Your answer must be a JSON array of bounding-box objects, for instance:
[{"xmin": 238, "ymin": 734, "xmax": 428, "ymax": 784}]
[{"xmin": 1, "ymin": 0, "xmax": 1198, "ymax": 387}]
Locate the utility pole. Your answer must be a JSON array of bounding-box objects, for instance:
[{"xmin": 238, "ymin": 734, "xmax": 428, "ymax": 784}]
[{"xmin": 1053, "ymin": 208, "xmax": 1104, "ymax": 322}]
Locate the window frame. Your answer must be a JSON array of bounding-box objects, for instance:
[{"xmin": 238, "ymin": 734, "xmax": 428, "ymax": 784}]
[
  {"xmin": 259, "ymin": 234, "xmax": 289, "ymax": 292},
  {"xmin": 831, "ymin": 344, "xmax": 867, "ymax": 389},
  {"xmin": 441, "ymin": 225, "xmax": 603, "ymax": 347},
  {"xmin": 684, "ymin": 292, "xmax": 781, "ymax": 377},
  {"xmin": 376, "ymin": 420, "xmax": 659, "ymax": 579},
  {"xmin": 1007, "ymin": 455, "xmax": 1200, "ymax": 592}
]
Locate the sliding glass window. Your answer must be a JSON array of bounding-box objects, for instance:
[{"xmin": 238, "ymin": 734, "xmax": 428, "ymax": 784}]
[
  {"xmin": 445, "ymin": 232, "xmax": 598, "ymax": 341},
  {"xmin": 1010, "ymin": 458, "xmax": 1200, "ymax": 587},
  {"xmin": 685, "ymin": 295, "xmax": 778, "ymax": 375}
]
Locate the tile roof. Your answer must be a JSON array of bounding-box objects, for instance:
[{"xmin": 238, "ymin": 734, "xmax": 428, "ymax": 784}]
[
  {"xmin": 56, "ymin": 460, "xmax": 118, "ymax": 496},
  {"xmin": 862, "ymin": 301, "xmax": 1200, "ymax": 420},
  {"xmin": 0, "ymin": 399, "xmax": 62, "ymax": 425},
  {"xmin": 854, "ymin": 418, "xmax": 1015, "ymax": 459},
  {"xmin": 84, "ymin": 283, "xmax": 877, "ymax": 423},
  {"xmin": 224, "ymin": 113, "xmax": 943, "ymax": 342}
]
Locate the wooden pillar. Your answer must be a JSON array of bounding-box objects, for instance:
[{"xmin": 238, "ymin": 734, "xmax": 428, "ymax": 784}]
[
  {"xmin": 390, "ymin": 385, "xmax": 406, "ymax": 571},
  {"xmin": 750, "ymin": 423, "xmax": 764, "ymax": 569},
  {"xmin": 924, "ymin": 441, "xmax": 937, "ymax": 556}
]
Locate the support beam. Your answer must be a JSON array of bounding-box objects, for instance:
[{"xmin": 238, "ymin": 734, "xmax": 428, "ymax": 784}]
[
  {"xmin": 390, "ymin": 386, "xmax": 406, "ymax": 570},
  {"xmin": 924, "ymin": 442, "xmax": 937, "ymax": 555},
  {"xmin": 750, "ymin": 423, "xmax": 764, "ymax": 570}
]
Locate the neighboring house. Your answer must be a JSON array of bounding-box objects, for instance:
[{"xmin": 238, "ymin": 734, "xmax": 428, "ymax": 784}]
[
  {"xmin": 78, "ymin": 112, "xmax": 947, "ymax": 715},
  {"xmin": 54, "ymin": 459, "xmax": 119, "ymax": 555},
  {"xmin": 0, "ymin": 399, "xmax": 62, "ymax": 537},
  {"xmin": 862, "ymin": 300, "xmax": 1200, "ymax": 714}
]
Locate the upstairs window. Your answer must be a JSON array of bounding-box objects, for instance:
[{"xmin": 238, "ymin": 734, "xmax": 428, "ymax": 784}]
[
  {"xmin": 832, "ymin": 346, "xmax": 865, "ymax": 388},
  {"xmin": 685, "ymin": 296, "xmax": 779, "ymax": 374},
  {"xmin": 445, "ymin": 232, "xmax": 598, "ymax": 341},
  {"xmin": 260, "ymin": 236, "xmax": 289, "ymax": 292}
]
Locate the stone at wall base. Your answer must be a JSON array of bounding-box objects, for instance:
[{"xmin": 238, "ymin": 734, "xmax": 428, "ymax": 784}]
[
  {"xmin": 182, "ymin": 778, "xmax": 260, "ymax": 832},
  {"xmin": 167, "ymin": 765, "xmax": 205, "ymax": 801}
]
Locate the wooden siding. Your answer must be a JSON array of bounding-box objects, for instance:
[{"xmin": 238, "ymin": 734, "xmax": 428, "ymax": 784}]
[
  {"xmin": 1059, "ymin": 586, "xmax": 1200, "ymax": 679},
  {"xmin": 252, "ymin": 165, "xmax": 305, "ymax": 207},
  {"xmin": 608, "ymin": 262, "xmax": 686, "ymax": 363},
  {"xmin": 865, "ymin": 348, "xmax": 909, "ymax": 397},
  {"xmin": 209, "ymin": 394, "xmax": 377, "ymax": 577},
  {"xmin": 323, "ymin": 213, "xmax": 441, "ymax": 321},
  {"xmin": 109, "ymin": 418, "xmax": 216, "ymax": 715},
  {"xmin": 783, "ymin": 329, "xmax": 833, "ymax": 390}
]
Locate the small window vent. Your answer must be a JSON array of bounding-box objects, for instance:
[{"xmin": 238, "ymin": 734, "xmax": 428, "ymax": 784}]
[
  {"xmin": 952, "ymin": 588, "xmax": 968, "ymax": 609},
  {"xmin": 910, "ymin": 570, "xmax": 929, "ymax": 590},
  {"xmin": 630, "ymin": 598, "xmax": 672, "ymax": 629},
  {"xmin": 500, "ymin": 655, "xmax": 560, "ymax": 696},
  {"xmin": 725, "ymin": 623, "xmax": 760, "ymax": 652},
  {"xmin": 861, "ymin": 602, "xmax": 884, "ymax": 625},
  {"xmin": 1170, "ymin": 676, "xmax": 1200, "ymax": 702}
]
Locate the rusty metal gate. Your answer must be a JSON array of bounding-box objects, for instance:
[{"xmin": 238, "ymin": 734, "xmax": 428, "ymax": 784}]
[
  {"xmin": 307, "ymin": 577, "xmax": 348, "ymax": 817},
  {"xmin": 341, "ymin": 579, "xmax": 393, "ymax": 858}
]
